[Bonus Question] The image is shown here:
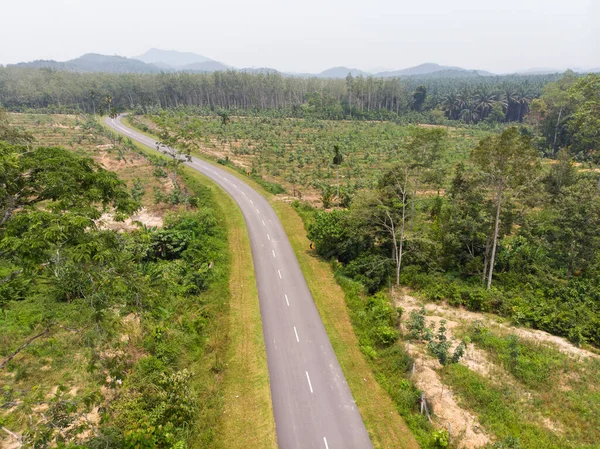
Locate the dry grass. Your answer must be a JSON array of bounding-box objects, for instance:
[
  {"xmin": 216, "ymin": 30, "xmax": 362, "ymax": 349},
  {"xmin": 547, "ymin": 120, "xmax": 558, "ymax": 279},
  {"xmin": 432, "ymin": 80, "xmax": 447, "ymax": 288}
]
[{"xmin": 205, "ymin": 175, "xmax": 277, "ymax": 449}]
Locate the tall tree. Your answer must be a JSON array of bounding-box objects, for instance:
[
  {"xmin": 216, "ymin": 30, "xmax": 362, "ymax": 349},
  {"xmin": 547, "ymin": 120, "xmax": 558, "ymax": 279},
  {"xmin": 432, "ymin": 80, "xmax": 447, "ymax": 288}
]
[
  {"xmin": 567, "ymin": 74, "xmax": 600, "ymax": 160},
  {"xmin": 405, "ymin": 127, "xmax": 447, "ymax": 228},
  {"xmin": 0, "ymin": 143, "xmax": 138, "ymax": 285},
  {"xmin": 472, "ymin": 127, "xmax": 540, "ymax": 289}
]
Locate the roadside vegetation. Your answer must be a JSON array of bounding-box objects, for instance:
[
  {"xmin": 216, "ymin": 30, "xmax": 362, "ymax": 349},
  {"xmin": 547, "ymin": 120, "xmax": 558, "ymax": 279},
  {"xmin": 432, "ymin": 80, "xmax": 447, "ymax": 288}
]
[{"xmin": 0, "ymin": 111, "xmax": 276, "ymax": 448}]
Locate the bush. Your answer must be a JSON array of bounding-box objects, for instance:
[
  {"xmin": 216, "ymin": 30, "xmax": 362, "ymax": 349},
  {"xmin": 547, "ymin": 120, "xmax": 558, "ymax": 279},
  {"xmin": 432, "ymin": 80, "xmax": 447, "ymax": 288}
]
[{"xmin": 340, "ymin": 254, "xmax": 393, "ymax": 293}]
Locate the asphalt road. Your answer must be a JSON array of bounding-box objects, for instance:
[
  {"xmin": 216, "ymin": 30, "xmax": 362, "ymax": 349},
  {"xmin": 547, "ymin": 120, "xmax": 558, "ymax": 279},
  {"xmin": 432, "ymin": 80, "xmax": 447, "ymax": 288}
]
[{"xmin": 105, "ymin": 116, "xmax": 373, "ymax": 449}]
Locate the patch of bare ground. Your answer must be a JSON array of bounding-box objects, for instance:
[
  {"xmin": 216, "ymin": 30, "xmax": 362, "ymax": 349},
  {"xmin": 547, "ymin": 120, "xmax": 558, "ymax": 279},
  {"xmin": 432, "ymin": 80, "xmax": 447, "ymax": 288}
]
[
  {"xmin": 396, "ymin": 293, "xmax": 493, "ymax": 448},
  {"xmin": 1, "ymin": 428, "xmax": 22, "ymax": 449},
  {"xmin": 410, "ymin": 348, "xmax": 491, "ymax": 448},
  {"xmin": 96, "ymin": 150, "xmax": 146, "ymax": 172},
  {"xmin": 98, "ymin": 208, "xmax": 164, "ymax": 231},
  {"xmin": 396, "ymin": 288, "xmax": 598, "ymax": 361},
  {"xmin": 394, "ymin": 289, "xmax": 597, "ymax": 447}
]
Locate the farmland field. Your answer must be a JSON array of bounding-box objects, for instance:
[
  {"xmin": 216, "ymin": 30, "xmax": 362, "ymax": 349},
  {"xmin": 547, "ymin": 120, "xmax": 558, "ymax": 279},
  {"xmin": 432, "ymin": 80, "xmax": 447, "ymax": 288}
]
[{"xmin": 129, "ymin": 114, "xmax": 493, "ymax": 205}]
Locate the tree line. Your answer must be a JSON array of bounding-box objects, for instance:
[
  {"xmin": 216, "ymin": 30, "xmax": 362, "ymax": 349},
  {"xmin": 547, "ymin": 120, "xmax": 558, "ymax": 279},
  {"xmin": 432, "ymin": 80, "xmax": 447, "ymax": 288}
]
[{"xmin": 0, "ymin": 66, "xmax": 562, "ymax": 123}]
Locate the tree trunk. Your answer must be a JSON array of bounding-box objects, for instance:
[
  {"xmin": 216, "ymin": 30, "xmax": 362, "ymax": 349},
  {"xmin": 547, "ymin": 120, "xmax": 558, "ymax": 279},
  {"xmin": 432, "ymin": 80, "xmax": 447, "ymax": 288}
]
[
  {"xmin": 487, "ymin": 185, "xmax": 503, "ymax": 290},
  {"xmin": 397, "ymin": 214, "xmax": 405, "ymax": 286},
  {"xmin": 410, "ymin": 172, "xmax": 419, "ymax": 231},
  {"xmin": 552, "ymin": 106, "xmax": 563, "ymax": 157},
  {"xmin": 482, "ymin": 234, "xmax": 491, "ymax": 285},
  {"xmin": 481, "ymin": 209, "xmax": 495, "ymax": 284}
]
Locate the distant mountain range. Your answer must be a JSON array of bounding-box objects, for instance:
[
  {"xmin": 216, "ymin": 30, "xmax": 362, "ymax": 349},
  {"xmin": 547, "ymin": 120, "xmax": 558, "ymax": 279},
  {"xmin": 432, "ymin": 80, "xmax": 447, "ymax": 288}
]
[{"xmin": 5, "ymin": 49, "xmax": 598, "ymax": 78}]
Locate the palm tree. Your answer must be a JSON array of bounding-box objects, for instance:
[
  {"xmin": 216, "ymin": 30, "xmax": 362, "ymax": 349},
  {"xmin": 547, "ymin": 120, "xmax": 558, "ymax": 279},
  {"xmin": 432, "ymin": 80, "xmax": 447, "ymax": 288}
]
[
  {"xmin": 474, "ymin": 87, "xmax": 497, "ymax": 120},
  {"xmin": 512, "ymin": 87, "xmax": 533, "ymax": 122},
  {"xmin": 460, "ymin": 100, "xmax": 479, "ymax": 125},
  {"xmin": 441, "ymin": 93, "xmax": 461, "ymax": 120}
]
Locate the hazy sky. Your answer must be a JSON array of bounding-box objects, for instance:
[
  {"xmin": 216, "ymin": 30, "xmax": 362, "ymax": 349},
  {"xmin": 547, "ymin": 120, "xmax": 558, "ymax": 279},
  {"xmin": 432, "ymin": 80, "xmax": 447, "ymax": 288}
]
[{"xmin": 1, "ymin": 0, "xmax": 598, "ymax": 73}]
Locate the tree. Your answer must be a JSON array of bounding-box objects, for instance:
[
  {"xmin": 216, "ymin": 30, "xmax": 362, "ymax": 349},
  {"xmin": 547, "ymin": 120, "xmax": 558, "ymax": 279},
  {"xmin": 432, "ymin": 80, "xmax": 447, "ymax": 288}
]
[
  {"xmin": 550, "ymin": 175, "xmax": 600, "ymax": 276},
  {"xmin": 441, "ymin": 93, "xmax": 461, "ymax": 120},
  {"xmin": 352, "ymin": 165, "xmax": 411, "ymax": 286},
  {"xmin": 0, "ymin": 108, "xmax": 34, "ymax": 145},
  {"xmin": 439, "ymin": 163, "xmax": 490, "ymax": 273},
  {"xmin": 544, "ymin": 148, "xmax": 577, "ymax": 198},
  {"xmin": 307, "ymin": 209, "xmax": 370, "ymax": 263},
  {"xmin": 405, "ymin": 127, "xmax": 447, "ymax": 228},
  {"xmin": 155, "ymin": 114, "xmax": 198, "ymax": 189},
  {"xmin": 411, "ymin": 85, "xmax": 427, "ymax": 112},
  {"xmin": 567, "ymin": 74, "xmax": 600, "ymax": 160},
  {"xmin": 103, "ymin": 94, "xmax": 113, "ymax": 115},
  {"xmin": 474, "ymin": 87, "xmax": 497, "ymax": 120},
  {"xmin": 218, "ymin": 111, "xmax": 230, "ymax": 125},
  {"xmin": 332, "ymin": 144, "xmax": 344, "ymax": 198},
  {"xmin": 530, "ymin": 71, "xmax": 578, "ymax": 156},
  {"xmin": 0, "ymin": 142, "xmax": 138, "ymax": 286},
  {"xmin": 472, "ymin": 128, "xmax": 540, "ymax": 289}
]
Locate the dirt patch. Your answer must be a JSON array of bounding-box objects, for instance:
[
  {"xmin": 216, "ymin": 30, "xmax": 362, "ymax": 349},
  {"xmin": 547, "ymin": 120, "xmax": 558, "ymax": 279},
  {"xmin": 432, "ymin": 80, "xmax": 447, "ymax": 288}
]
[
  {"xmin": 397, "ymin": 294, "xmax": 497, "ymax": 379},
  {"xmin": 98, "ymin": 208, "xmax": 164, "ymax": 231},
  {"xmin": 410, "ymin": 348, "xmax": 491, "ymax": 448},
  {"xmin": 395, "ymin": 288, "xmax": 599, "ymax": 361},
  {"xmin": 96, "ymin": 151, "xmax": 147, "ymax": 172},
  {"xmin": 395, "ymin": 289, "xmax": 598, "ymax": 447},
  {"xmin": 397, "ymin": 294, "xmax": 493, "ymax": 448},
  {"xmin": 541, "ymin": 416, "xmax": 565, "ymax": 434},
  {"xmin": 0, "ymin": 430, "xmax": 22, "ymax": 449}
]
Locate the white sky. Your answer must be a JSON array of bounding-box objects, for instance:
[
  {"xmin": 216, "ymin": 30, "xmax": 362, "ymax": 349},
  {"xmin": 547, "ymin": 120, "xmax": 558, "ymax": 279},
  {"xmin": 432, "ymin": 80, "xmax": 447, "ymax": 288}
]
[{"xmin": 1, "ymin": 0, "xmax": 598, "ymax": 73}]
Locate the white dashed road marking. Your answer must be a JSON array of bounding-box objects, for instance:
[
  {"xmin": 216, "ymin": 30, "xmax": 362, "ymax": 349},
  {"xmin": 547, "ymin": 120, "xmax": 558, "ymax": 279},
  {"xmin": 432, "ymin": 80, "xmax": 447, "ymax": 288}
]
[
  {"xmin": 294, "ymin": 327, "xmax": 299, "ymax": 343},
  {"xmin": 306, "ymin": 371, "xmax": 313, "ymax": 393}
]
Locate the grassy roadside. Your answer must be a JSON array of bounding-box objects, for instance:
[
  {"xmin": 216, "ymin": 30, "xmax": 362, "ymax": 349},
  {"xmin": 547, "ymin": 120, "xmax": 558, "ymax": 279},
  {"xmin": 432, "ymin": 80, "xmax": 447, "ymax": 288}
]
[
  {"xmin": 122, "ymin": 119, "xmax": 420, "ymax": 449},
  {"xmin": 102, "ymin": 121, "xmax": 277, "ymax": 449},
  {"xmin": 208, "ymin": 174, "xmax": 277, "ymax": 449}
]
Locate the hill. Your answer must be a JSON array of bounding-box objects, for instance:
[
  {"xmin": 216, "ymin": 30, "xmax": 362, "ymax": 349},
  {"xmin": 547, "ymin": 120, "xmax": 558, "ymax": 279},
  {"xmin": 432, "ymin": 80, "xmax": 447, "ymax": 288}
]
[
  {"xmin": 318, "ymin": 66, "xmax": 370, "ymax": 78},
  {"xmin": 377, "ymin": 62, "xmax": 492, "ymax": 77},
  {"xmin": 11, "ymin": 53, "xmax": 162, "ymax": 73},
  {"xmin": 134, "ymin": 48, "xmax": 214, "ymax": 68},
  {"xmin": 179, "ymin": 60, "xmax": 230, "ymax": 72}
]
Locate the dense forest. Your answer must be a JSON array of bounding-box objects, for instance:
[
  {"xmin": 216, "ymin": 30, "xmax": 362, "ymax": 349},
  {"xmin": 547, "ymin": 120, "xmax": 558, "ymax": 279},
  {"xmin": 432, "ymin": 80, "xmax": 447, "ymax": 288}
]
[{"xmin": 0, "ymin": 67, "xmax": 561, "ymax": 124}]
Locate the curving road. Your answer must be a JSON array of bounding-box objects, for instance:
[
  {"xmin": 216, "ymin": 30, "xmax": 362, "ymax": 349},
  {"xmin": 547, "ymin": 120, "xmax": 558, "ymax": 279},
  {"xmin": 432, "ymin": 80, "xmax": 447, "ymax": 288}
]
[{"xmin": 106, "ymin": 116, "xmax": 373, "ymax": 449}]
